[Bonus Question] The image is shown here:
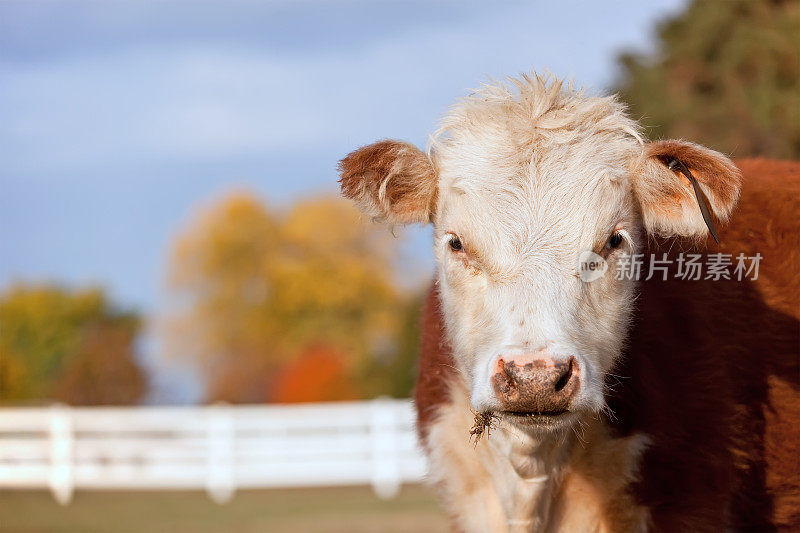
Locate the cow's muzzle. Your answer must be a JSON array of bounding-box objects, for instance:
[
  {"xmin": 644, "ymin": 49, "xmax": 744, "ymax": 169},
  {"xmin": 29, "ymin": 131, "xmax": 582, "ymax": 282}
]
[{"xmin": 491, "ymin": 351, "xmax": 580, "ymax": 420}]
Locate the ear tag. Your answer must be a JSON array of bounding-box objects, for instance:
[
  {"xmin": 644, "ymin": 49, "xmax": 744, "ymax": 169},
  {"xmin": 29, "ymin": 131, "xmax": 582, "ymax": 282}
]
[{"xmin": 667, "ymin": 158, "xmax": 720, "ymax": 244}]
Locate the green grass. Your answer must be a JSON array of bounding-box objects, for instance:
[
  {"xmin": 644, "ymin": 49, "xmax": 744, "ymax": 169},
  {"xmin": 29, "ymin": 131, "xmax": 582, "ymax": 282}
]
[{"xmin": 0, "ymin": 485, "xmax": 449, "ymax": 533}]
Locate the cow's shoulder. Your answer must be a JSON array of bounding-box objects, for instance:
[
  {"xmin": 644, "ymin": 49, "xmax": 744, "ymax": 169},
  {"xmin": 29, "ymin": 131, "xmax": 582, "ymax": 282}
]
[
  {"xmin": 725, "ymin": 158, "xmax": 800, "ymax": 319},
  {"xmin": 605, "ymin": 159, "xmax": 800, "ymax": 530}
]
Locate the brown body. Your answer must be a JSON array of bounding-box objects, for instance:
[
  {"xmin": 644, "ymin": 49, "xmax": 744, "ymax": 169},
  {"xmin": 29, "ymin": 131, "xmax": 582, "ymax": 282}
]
[{"xmin": 415, "ymin": 159, "xmax": 800, "ymax": 531}]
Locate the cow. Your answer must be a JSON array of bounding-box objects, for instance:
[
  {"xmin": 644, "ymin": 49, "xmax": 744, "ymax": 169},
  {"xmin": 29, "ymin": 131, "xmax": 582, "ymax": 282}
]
[{"xmin": 338, "ymin": 73, "xmax": 799, "ymax": 532}]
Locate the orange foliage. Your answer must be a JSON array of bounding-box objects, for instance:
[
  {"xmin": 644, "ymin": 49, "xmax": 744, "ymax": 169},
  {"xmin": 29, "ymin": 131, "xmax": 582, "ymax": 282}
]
[
  {"xmin": 164, "ymin": 192, "xmax": 407, "ymax": 403},
  {"xmin": 270, "ymin": 344, "xmax": 358, "ymax": 403}
]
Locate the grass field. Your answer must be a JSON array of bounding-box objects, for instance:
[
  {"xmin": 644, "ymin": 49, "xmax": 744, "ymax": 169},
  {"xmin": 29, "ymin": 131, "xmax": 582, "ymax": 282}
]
[{"xmin": 0, "ymin": 485, "xmax": 449, "ymax": 532}]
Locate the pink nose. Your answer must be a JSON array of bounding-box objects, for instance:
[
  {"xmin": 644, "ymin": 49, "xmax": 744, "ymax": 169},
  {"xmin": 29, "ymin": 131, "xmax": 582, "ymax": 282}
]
[{"xmin": 491, "ymin": 351, "xmax": 580, "ymax": 414}]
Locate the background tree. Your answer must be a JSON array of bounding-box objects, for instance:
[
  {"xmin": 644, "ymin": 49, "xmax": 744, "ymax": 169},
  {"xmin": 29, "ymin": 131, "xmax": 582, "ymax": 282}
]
[
  {"xmin": 0, "ymin": 284, "xmax": 145, "ymax": 405},
  {"xmin": 52, "ymin": 315, "xmax": 145, "ymax": 405},
  {"xmin": 164, "ymin": 192, "xmax": 410, "ymax": 403},
  {"xmin": 615, "ymin": 0, "xmax": 800, "ymax": 159},
  {"xmin": 356, "ymin": 293, "xmax": 426, "ymax": 399},
  {"xmin": 270, "ymin": 344, "xmax": 358, "ymax": 403},
  {"xmin": 164, "ymin": 192, "xmax": 283, "ymax": 402}
]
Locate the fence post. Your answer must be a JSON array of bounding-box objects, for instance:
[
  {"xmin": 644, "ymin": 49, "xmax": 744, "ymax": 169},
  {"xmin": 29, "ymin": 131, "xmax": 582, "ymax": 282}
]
[
  {"xmin": 48, "ymin": 404, "xmax": 74, "ymax": 505},
  {"xmin": 206, "ymin": 404, "xmax": 235, "ymax": 504},
  {"xmin": 370, "ymin": 398, "xmax": 400, "ymax": 499}
]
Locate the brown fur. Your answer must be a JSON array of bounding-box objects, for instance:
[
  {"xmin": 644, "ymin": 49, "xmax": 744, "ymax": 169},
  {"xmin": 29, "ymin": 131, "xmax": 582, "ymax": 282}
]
[
  {"xmin": 338, "ymin": 139, "xmax": 437, "ymax": 225},
  {"xmin": 636, "ymin": 140, "xmax": 743, "ymax": 238},
  {"xmin": 415, "ymin": 159, "xmax": 800, "ymax": 531},
  {"xmin": 416, "ymin": 283, "xmax": 454, "ymax": 441},
  {"xmin": 645, "ymin": 140, "xmax": 742, "ymax": 210}
]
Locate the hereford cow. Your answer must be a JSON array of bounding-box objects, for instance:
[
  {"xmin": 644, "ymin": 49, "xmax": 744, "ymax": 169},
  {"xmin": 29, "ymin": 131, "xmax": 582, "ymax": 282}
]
[{"xmin": 338, "ymin": 74, "xmax": 799, "ymax": 532}]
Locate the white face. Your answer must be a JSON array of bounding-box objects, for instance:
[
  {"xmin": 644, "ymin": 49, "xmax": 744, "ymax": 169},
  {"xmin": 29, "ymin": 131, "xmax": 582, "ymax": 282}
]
[
  {"xmin": 339, "ymin": 75, "xmax": 740, "ymax": 433},
  {"xmin": 430, "ymin": 94, "xmax": 644, "ymax": 429}
]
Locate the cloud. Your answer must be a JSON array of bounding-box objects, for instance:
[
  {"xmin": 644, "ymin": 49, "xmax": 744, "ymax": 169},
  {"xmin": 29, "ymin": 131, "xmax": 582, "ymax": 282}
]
[
  {"xmin": 0, "ymin": 0, "xmax": 686, "ymax": 320},
  {"xmin": 0, "ymin": 0, "xmax": 685, "ymax": 178}
]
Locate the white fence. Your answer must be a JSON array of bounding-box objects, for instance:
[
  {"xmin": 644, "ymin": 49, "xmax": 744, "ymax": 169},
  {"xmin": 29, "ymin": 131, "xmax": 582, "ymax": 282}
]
[{"xmin": 0, "ymin": 399, "xmax": 428, "ymax": 505}]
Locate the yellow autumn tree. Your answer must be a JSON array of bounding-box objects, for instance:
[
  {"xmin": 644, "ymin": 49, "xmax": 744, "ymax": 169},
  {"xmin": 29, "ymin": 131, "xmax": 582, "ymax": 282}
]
[
  {"xmin": 0, "ymin": 284, "xmax": 145, "ymax": 405},
  {"xmin": 163, "ymin": 191, "xmax": 406, "ymax": 403}
]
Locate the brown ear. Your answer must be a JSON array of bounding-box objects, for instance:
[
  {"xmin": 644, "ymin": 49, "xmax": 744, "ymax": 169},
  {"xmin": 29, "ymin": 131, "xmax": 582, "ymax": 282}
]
[
  {"xmin": 338, "ymin": 140, "xmax": 437, "ymax": 225},
  {"xmin": 634, "ymin": 140, "xmax": 742, "ymax": 240}
]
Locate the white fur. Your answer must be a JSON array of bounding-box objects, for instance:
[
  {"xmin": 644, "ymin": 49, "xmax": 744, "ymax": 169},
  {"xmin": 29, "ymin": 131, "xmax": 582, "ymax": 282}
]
[
  {"xmin": 426, "ymin": 379, "xmax": 651, "ymax": 532},
  {"xmin": 431, "ymin": 74, "xmax": 642, "ymax": 417},
  {"xmin": 427, "ymin": 74, "xmax": 649, "ymax": 531}
]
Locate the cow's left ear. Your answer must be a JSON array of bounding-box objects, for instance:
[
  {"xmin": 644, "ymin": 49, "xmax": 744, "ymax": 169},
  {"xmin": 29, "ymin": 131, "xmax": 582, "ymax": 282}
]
[
  {"xmin": 633, "ymin": 140, "xmax": 742, "ymax": 240},
  {"xmin": 338, "ymin": 139, "xmax": 437, "ymax": 225}
]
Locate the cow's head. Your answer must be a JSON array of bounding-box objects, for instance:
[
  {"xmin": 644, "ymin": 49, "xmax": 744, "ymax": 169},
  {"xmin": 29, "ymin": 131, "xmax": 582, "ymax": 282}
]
[{"xmin": 338, "ymin": 74, "xmax": 741, "ymax": 434}]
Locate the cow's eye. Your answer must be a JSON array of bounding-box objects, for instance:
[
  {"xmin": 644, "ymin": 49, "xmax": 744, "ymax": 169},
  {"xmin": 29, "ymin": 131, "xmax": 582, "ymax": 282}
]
[
  {"xmin": 607, "ymin": 232, "xmax": 624, "ymax": 249},
  {"xmin": 448, "ymin": 235, "xmax": 464, "ymax": 252}
]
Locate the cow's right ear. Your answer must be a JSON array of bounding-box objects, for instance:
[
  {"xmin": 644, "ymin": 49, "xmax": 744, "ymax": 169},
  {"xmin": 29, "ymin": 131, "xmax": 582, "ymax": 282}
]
[
  {"xmin": 338, "ymin": 140, "xmax": 437, "ymax": 225},
  {"xmin": 632, "ymin": 140, "xmax": 742, "ymax": 240}
]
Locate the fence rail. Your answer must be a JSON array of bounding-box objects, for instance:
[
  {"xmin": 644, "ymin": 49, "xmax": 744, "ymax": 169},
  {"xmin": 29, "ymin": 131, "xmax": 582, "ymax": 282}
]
[{"xmin": 0, "ymin": 399, "xmax": 427, "ymax": 504}]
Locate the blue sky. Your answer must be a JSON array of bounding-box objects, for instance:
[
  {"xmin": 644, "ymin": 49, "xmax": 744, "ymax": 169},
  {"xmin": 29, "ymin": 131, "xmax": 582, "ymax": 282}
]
[{"xmin": 0, "ymin": 0, "xmax": 686, "ymax": 316}]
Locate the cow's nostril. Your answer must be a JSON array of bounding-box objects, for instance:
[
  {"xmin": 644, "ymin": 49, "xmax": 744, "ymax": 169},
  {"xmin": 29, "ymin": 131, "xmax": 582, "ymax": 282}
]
[
  {"xmin": 553, "ymin": 357, "xmax": 574, "ymax": 392},
  {"xmin": 491, "ymin": 352, "xmax": 580, "ymax": 416}
]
